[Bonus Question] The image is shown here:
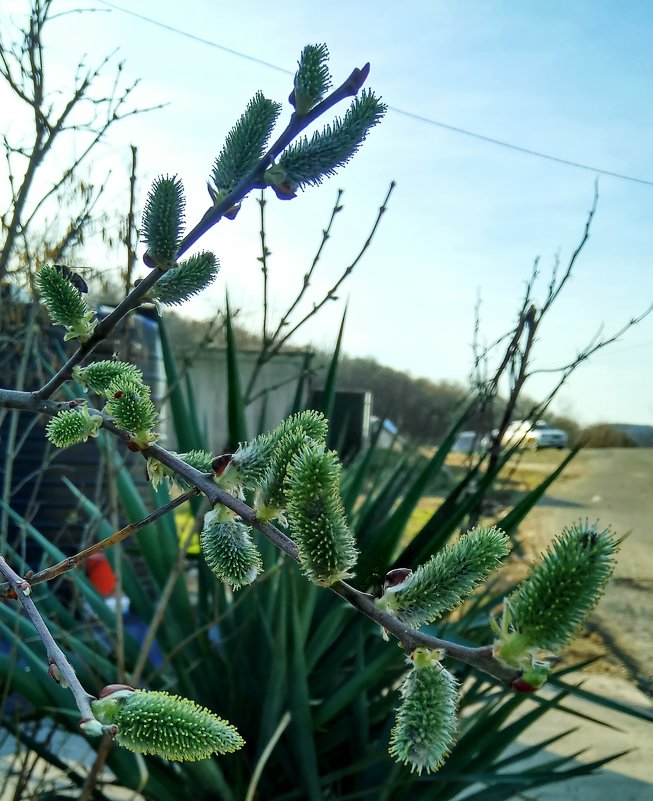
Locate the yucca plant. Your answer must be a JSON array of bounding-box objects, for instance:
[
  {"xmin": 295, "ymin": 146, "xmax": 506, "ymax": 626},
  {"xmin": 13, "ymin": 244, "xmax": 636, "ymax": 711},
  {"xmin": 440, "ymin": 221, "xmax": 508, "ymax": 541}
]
[{"xmin": 0, "ymin": 313, "xmax": 642, "ymax": 801}]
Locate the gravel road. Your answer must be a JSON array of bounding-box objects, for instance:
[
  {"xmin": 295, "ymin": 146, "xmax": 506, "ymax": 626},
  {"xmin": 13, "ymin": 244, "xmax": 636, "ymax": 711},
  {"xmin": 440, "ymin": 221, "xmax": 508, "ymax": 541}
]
[{"xmin": 519, "ymin": 448, "xmax": 653, "ymax": 694}]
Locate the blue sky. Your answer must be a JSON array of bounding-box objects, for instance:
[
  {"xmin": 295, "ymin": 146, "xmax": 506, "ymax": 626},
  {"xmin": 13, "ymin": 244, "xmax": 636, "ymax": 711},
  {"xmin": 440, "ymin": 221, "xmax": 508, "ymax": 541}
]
[{"xmin": 2, "ymin": 0, "xmax": 652, "ymax": 425}]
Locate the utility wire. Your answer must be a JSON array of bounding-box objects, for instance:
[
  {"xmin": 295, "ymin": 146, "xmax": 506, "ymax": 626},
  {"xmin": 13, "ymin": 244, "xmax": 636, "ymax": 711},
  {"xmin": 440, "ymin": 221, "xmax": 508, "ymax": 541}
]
[{"xmin": 94, "ymin": 0, "xmax": 653, "ymax": 188}]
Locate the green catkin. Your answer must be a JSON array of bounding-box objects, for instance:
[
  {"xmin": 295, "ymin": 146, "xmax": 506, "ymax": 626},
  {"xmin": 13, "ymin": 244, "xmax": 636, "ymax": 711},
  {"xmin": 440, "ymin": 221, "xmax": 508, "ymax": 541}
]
[
  {"xmin": 389, "ymin": 650, "xmax": 459, "ymax": 774},
  {"xmin": 223, "ymin": 410, "xmax": 328, "ymax": 500},
  {"xmin": 73, "ymin": 361, "xmax": 143, "ymax": 396},
  {"xmin": 146, "ymin": 450, "xmax": 214, "ymax": 491},
  {"xmin": 46, "ymin": 407, "xmax": 102, "ymax": 448},
  {"xmin": 104, "ymin": 377, "xmax": 158, "ymax": 447},
  {"xmin": 497, "ymin": 522, "xmax": 619, "ymax": 663},
  {"xmin": 141, "ymin": 175, "xmax": 185, "ymax": 268},
  {"xmin": 255, "ymin": 429, "xmax": 308, "ymax": 521},
  {"xmin": 92, "ymin": 689, "xmax": 244, "ymax": 761},
  {"xmin": 378, "ymin": 526, "xmax": 510, "ymax": 627},
  {"xmin": 210, "ymin": 92, "xmax": 282, "ymax": 198},
  {"xmin": 266, "ymin": 90, "xmax": 386, "ymax": 190},
  {"xmin": 293, "ymin": 43, "xmax": 331, "ymax": 114},
  {"xmin": 286, "ymin": 442, "xmax": 358, "ymax": 586},
  {"xmin": 146, "ymin": 251, "xmax": 220, "ymax": 306},
  {"xmin": 35, "ymin": 265, "xmax": 96, "ymax": 341},
  {"xmin": 200, "ymin": 513, "xmax": 263, "ymax": 589}
]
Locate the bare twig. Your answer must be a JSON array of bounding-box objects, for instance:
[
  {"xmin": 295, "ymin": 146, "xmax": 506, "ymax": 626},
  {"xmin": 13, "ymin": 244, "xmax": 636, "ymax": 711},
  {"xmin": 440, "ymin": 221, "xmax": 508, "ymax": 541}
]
[
  {"xmin": 0, "ymin": 486, "xmax": 198, "ymax": 596},
  {"xmin": 0, "ymin": 553, "xmax": 110, "ymax": 728}
]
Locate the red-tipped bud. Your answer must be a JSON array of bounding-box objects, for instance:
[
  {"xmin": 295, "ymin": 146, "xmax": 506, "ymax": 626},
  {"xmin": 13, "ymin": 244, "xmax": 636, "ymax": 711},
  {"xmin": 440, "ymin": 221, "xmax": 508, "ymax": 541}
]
[
  {"xmin": 126, "ymin": 440, "xmax": 142, "ymax": 452},
  {"xmin": 211, "ymin": 453, "xmax": 233, "ymax": 476},
  {"xmin": 384, "ymin": 568, "xmax": 412, "ymax": 591},
  {"xmin": 68, "ymin": 400, "xmax": 78, "ymax": 408},
  {"xmin": 113, "ymin": 390, "xmax": 124, "ymax": 399},
  {"xmin": 270, "ymin": 182, "xmax": 297, "ymax": 201},
  {"xmin": 99, "ymin": 683, "xmax": 136, "ymax": 699}
]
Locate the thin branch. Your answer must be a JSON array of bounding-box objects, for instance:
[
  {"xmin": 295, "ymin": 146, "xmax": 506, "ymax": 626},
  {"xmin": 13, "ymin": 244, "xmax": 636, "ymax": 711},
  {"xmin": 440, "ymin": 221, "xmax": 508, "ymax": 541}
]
[
  {"xmin": 0, "ymin": 487, "xmax": 198, "ymax": 596},
  {"xmin": 269, "ymin": 181, "xmax": 395, "ymax": 356},
  {"xmin": 0, "ymin": 554, "xmax": 112, "ymax": 729},
  {"xmin": 526, "ymin": 303, "xmax": 653, "ymax": 376},
  {"xmin": 541, "ymin": 181, "xmax": 598, "ymax": 315},
  {"xmin": 270, "ymin": 188, "xmax": 344, "ymax": 342}
]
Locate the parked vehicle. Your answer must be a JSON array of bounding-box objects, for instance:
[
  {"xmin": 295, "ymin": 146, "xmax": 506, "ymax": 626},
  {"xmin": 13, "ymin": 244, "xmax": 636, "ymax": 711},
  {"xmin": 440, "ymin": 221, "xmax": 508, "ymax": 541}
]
[{"xmin": 502, "ymin": 420, "xmax": 568, "ymax": 450}]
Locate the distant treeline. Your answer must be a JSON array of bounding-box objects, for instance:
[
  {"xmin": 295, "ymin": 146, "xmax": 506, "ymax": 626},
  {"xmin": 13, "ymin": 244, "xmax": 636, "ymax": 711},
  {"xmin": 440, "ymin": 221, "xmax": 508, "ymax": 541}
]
[{"xmin": 332, "ymin": 356, "xmax": 642, "ymax": 448}]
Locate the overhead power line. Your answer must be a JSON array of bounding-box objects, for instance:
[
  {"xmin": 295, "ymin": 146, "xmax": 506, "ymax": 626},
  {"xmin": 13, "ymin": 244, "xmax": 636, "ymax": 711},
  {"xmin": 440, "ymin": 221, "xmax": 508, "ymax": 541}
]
[{"xmin": 95, "ymin": 0, "xmax": 653, "ymax": 187}]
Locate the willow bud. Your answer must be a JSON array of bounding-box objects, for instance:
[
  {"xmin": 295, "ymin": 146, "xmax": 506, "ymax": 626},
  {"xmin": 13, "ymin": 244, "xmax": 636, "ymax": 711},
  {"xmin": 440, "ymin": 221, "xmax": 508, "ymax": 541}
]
[
  {"xmin": 200, "ymin": 512, "xmax": 263, "ymax": 589},
  {"xmin": 389, "ymin": 649, "xmax": 458, "ymax": 774},
  {"xmin": 378, "ymin": 526, "xmax": 510, "ymax": 627},
  {"xmin": 141, "ymin": 175, "xmax": 185, "ymax": 269},
  {"xmin": 286, "ymin": 442, "xmax": 358, "ymax": 585},
  {"xmin": 46, "ymin": 406, "xmax": 102, "ymax": 448},
  {"xmin": 105, "ymin": 377, "xmax": 158, "ymax": 448},
  {"xmin": 73, "ymin": 360, "xmax": 143, "ymax": 396},
  {"xmin": 495, "ymin": 521, "xmax": 619, "ymax": 666},
  {"xmin": 35, "ymin": 265, "xmax": 96, "ymax": 342},
  {"xmin": 92, "ymin": 687, "xmax": 243, "ymax": 761}
]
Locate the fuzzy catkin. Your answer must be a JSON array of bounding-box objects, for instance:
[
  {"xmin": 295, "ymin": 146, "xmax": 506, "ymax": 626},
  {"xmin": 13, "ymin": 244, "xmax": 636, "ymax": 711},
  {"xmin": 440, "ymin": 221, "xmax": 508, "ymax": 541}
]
[
  {"xmin": 389, "ymin": 656, "xmax": 458, "ymax": 774},
  {"xmin": 211, "ymin": 92, "xmax": 281, "ymax": 196},
  {"xmin": 35, "ymin": 265, "xmax": 95, "ymax": 340},
  {"xmin": 223, "ymin": 410, "xmax": 328, "ymax": 496},
  {"xmin": 93, "ymin": 690, "xmax": 243, "ymax": 761},
  {"xmin": 104, "ymin": 377, "xmax": 157, "ymax": 443},
  {"xmin": 141, "ymin": 175, "xmax": 185, "ymax": 267},
  {"xmin": 379, "ymin": 526, "xmax": 510, "ymax": 627},
  {"xmin": 45, "ymin": 408, "xmax": 101, "ymax": 447},
  {"xmin": 293, "ymin": 43, "xmax": 331, "ymax": 114},
  {"xmin": 507, "ymin": 521, "xmax": 618, "ymax": 653},
  {"xmin": 147, "ymin": 251, "xmax": 219, "ymax": 306},
  {"xmin": 201, "ymin": 514, "xmax": 263, "ymax": 589},
  {"xmin": 286, "ymin": 443, "xmax": 358, "ymax": 585},
  {"xmin": 272, "ymin": 90, "xmax": 386, "ymax": 189},
  {"xmin": 73, "ymin": 361, "xmax": 143, "ymax": 396}
]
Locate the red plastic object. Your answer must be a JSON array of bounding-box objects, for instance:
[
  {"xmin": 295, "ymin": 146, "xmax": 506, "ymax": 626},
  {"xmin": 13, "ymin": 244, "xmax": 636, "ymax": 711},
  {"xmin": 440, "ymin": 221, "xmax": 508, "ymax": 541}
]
[{"xmin": 86, "ymin": 553, "xmax": 116, "ymax": 596}]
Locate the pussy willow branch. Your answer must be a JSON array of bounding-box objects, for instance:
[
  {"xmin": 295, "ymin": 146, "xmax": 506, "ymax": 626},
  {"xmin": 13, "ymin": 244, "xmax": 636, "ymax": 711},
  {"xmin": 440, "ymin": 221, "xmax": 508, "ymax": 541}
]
[
  {"xmin": 0, "ymin": 553, "xmax": 112, "ymax": 728},
  {"xmin": 0, "ymin": 388, "xmax": 520, "ymax": 686},
  {"xmin": 34, "ymin": 62, "xmax": 372, "ymax": 400}
]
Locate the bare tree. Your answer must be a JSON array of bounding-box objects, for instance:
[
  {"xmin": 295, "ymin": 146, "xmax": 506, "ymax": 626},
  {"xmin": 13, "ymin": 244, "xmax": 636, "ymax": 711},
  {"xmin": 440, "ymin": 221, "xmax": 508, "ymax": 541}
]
[{"xmin": 0, "ymin": 0, "xmax": 160, "ymax": 291}]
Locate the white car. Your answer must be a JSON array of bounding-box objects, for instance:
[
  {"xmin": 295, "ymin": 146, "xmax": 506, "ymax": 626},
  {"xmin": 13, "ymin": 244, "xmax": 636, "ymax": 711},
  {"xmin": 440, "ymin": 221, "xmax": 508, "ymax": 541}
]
[{"xmin": 502, "ymin": 420, "xmax": 568, "ymax": 450}]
